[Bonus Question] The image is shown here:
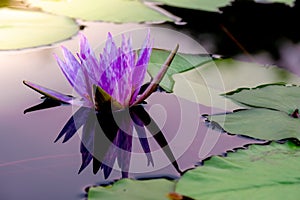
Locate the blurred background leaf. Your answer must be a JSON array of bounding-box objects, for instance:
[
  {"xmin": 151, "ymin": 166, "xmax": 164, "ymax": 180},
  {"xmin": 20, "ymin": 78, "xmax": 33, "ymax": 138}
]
[
  {"xmin": 0, "ymin": 8, "xmax": 78, "ymax": 50},
  {"xmin": 26, "ymin": 0, "xmax": 176, "ymax": 23}
]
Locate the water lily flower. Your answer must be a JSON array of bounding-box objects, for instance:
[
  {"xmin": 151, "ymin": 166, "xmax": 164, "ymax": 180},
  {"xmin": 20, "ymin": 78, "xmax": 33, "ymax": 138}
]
[
  {"xmin": 23, "ymin": 32, "xmax": 181, "ymax": 178},
  {"xmin": 23, "ymin": 32, "xmax": 179, "ymax": 111}
]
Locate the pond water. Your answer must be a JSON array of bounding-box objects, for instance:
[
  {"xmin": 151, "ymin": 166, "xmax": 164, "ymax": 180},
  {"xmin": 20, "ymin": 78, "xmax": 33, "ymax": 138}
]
[{"xmin": 0, "ymin": 20, "xmax": 298, "ymax": 199}]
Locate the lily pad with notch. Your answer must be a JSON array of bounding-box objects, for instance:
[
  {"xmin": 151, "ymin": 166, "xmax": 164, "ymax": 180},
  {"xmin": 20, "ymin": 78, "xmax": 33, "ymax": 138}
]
[{"xmin": 206, "ymin": 84, "xmax": 300, "ymax": 141}]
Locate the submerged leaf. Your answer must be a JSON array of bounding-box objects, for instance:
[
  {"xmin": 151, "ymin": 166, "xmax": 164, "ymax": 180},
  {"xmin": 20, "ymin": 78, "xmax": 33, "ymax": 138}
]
[
  {"xmin": 0, "ymin": 8, "xmax": 78, "ymax": 50},
  {"xmin": 88, "ymin": 178, "xmax": 175, "ymax": 200},
  {"xmin": 176, "ymin": 141, "xmax": 300, "ymax": 200}
]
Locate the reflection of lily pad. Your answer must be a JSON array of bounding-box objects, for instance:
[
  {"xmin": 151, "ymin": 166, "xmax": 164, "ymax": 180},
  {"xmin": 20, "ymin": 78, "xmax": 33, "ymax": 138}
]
[
  {"xmin": 26, "ymin": 0, "xmax": 174, "ymax": 23},
  {"xmin": 148, "ymin": 0, "xmax": 233, "ymax": 12},
  {"xmin": 0, "ymin": 8, "xmax": 78, "ymax": 50},
  {"xmin": 88, "ymin": 178, "xmax": 175, "ymax": 200},
  {"xmin": 176, "ymin": 141, "xmax": 300, "ymax": 200}
]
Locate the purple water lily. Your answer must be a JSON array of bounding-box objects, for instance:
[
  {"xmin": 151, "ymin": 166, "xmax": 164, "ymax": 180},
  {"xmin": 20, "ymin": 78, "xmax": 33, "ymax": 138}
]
[
  {"xmin": 24, "ymin": 32, "xmax": 178, "ymax": 111},
  {"xmin": 23, "ymin": 32, "xmax": 181, "ymax": 178},
  {"xmin": 55, "ymin": 32, "xmax": 151, "ymax": 108}
]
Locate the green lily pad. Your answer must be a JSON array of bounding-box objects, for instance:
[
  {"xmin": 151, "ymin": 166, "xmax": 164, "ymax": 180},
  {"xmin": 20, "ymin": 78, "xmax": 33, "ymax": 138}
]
[
  {"xmin": 224, "ymin": 84, "xmax": 300, "ymax": 114},
  {"xmin": 176, "ymin": 141, "xmax": 300, "ymax": 199},
  {"xmin": 172, "ymin": 59, "xmax": 300, "ymax": 110},
  {"xmin": 147, "ymin": 49, "xmax": 213, "ymax": 92},
  {"xmin": 147, "ymin": 0, "xmax": 233, "ymax": 12},
  {"xmin": 206, "ymin": 84, "xmax": 300, "ymax": 141},
  {"xmin": 0, "ymin": 8, "xmax": 78, "ymax": 50},
  {"xmin": 26, "ymin": 0, "xmax": 174, "ymax": 23},
  {"xmin": 207, "ymin": 108, "xmax": 300, "ymax": 141},
  {"xmin": 88, "ymin": 178, "xmax": 175, "ymax": 200},
  {"xmin": 193, "ymin": 59, "xmax": 300, "ymax": 92}
]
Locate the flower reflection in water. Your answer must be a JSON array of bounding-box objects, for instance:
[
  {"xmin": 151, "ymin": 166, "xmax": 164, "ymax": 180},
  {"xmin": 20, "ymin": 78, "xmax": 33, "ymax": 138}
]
[
  {"xmin": 54, "ymin": 103, "xmax": 181, "ymax": 179},
  {"xmin": 23, "ymin": 32, "xmax": 181, "ymax": 179}
]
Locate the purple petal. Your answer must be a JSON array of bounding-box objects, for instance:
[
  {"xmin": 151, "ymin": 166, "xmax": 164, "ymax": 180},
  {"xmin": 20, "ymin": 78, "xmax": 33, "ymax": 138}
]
[
  {"xmin": 130, "ymin": 66, "xmax": 147, "ymax": 104},
  {"xmin": 99, "ymin": 34, "xmax": 136, "ymax": 105},
  {"xmin": 56, "ymin": 47, "xmax": 91, "ymax": 103},
  {"xmin": 78, "ymin": 34, "xmax": 99, "ymax": 83},
  {"xmin": 130, "ymin": 32, "xmax": 153, "ymax": 103},
  {"xmin": 111, "ymin": 58, "xmax": 133, "ymax": 105},
  {"xmin": 136, "ymin": 32, "xmax": 152, "ymax": 66},
  {"xmin": 98, "ymin": 32, "xmax": 152, "ymax": 106},
  {"xmin": 23, "ymin": 80, "xmax": 73, "ymax": 103},
  {"xmin": 79, "ymin": 34, "xmax": 91, "ymax": 60},
  {"xmin": 54, "ymin": 53, "xmax": 76, "ymax": 88},
  {"xmin": 98, "ymin": 33, "xmax": 118, "ymax": 95}
]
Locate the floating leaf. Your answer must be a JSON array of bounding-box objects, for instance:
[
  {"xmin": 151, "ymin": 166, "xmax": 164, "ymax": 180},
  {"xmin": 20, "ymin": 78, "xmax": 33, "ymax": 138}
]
[
  {"xmin": 206, "ymin": 84, "xmax": 300, "ymax": 141},
  {"xmin": 147, "ymin": 0, "xmax": 233, "ymax": 12},
  {"xmin": 172, "ymin": 59, "xmax": 300, "ymax": 110},
  {"xmin": 176, "ymin": 141, "xmax": 300, "ymax": 200},
  {"xmin": 224, "ymin": 84, "xmax": 300, "ymax": 114},
  {"xmin": 0, "ymin": 8, "xmax": 78, "ymax": 50},
  {"xmin": 26, "ymin": 0, "xmax": 174, "ymax": 23},
  {"xmin": 189, "ymin": 59, "xmax": 300, "ymax": 93},
  {"xmin": 147, "ymin": 49, "xmax": 213, "ymax": 92},
  {"xmin": 207, "ymin": 108, "xmax": 300, "ymax": 141},
  {"xmin": 88, "ymin": 178, "xmax": 175, "ymax": 200}
]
